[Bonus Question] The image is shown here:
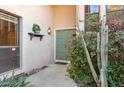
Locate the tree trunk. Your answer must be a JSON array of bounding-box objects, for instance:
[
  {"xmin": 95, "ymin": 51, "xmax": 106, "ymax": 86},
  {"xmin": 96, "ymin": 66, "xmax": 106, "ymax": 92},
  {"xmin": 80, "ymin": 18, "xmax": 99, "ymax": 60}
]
[
  {"xmin": 79, "ymin": 31, "xmax": 100, "ymax": 87},
  {"xmin": 97, "ymin": 32, "xmax": 101, "ymax": 72},
  {"xmin": 100, "ymin": 16, "xmax": 108, "ymax": 87}
]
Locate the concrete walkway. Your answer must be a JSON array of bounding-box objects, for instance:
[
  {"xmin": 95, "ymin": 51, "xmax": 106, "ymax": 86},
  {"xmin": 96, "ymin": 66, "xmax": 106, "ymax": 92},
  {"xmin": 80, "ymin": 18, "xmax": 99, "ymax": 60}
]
[{"xmin": 26, "ymin": 63, "xmax": 77, "ymax": 87}]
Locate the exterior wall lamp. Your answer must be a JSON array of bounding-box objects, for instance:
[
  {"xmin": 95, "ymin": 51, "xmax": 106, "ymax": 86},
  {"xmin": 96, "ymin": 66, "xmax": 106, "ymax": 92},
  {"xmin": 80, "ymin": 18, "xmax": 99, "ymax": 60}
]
[{"xmin": 47, "ymin": 27, "xmax": 52, "ymax": 35}]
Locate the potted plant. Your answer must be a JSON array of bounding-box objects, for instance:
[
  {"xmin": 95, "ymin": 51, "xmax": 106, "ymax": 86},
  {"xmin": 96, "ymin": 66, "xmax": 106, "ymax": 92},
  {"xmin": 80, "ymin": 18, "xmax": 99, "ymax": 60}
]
[{"xmin": 32, "ymin": 24, "xmax": 41, "ymax": 33}]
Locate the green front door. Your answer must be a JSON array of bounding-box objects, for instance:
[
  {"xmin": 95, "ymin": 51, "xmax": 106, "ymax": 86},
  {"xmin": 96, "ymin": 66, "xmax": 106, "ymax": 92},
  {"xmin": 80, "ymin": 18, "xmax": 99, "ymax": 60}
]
[{"xmin": 56, "ymin": 29, "xmax": 75, "ymax": 61}]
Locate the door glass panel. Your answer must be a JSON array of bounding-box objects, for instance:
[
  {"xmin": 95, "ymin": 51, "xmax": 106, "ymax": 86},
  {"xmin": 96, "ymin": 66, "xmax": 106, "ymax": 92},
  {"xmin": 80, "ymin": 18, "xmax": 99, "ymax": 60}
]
[
  {"xmin": 0, "ymin": 47, "xmax": 20, "ymax": 73},
  {"xmin": 0, "ymin": 11, "xmax": 20, "ymax": 73},
  {"xmin": 0, "ymin": 13, "xmax": 18, "ymax": 46}
]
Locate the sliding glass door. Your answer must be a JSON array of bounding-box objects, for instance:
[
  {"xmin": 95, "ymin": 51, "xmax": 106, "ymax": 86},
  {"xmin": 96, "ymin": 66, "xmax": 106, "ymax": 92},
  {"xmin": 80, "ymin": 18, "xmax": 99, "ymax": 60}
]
[{"xmin": 0, "ymin": 11, "xmax": 20, "ymax": 74}]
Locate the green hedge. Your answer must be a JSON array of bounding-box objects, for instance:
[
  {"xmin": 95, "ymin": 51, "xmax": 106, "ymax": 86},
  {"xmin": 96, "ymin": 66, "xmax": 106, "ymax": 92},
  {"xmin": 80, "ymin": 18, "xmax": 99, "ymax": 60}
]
[
  {"xmin": 0, "ymin": 72, "xmax": 29, "ymax": 87},
  {"xmin": 68, "ymin": 33, "xmax": 98, "ymax": 86}
]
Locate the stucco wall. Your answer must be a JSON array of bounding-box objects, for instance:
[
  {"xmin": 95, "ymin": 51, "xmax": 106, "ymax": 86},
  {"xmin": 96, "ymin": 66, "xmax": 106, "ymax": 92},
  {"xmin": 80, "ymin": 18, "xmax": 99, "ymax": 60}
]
[
  {"xmin": 53, "ymin": 5, "xmax": 76, "ymax": 29},
  {"xmin": 0, "ymin": 5, "xmax": 54, "ymax": 73}
]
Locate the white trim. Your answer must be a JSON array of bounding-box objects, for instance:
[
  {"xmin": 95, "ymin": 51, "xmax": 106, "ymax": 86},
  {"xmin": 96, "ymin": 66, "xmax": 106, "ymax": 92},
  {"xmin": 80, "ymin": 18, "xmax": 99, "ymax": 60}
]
[
  {"xmin": 55, "ymin": 60, "xmax": 70, "ymax": 63},
  {"xmin": 53, "ymin": 27, "xmax": 56, "ymax": 62},
  {"xmin": 54, "ymin": 27, "xmax": 76, "ymax": 31},
  {"xmin": 0, "ymin": 46, "xmax": 19, "ymax": 48},
  {"xmin": 19, "ymin": 17, "xmax": 23, "ymax": 71},
  {"xmin": 0, "ymin": 12, "xmax": 18, "ymax": 24},
  {"xmin": 54, "ymin": 27, "xmax": 76, "ymax": 63},
  {"xmin": 0, "ymin": 17, "xmax": 18, "ymax": 24}
]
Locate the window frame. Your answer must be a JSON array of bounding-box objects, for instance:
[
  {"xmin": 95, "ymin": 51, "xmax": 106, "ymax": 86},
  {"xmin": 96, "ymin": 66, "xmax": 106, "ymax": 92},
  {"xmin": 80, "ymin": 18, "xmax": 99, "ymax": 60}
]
[{"xmin": 0, "ymin": 8, "xmax": 22, "ymax": 74}]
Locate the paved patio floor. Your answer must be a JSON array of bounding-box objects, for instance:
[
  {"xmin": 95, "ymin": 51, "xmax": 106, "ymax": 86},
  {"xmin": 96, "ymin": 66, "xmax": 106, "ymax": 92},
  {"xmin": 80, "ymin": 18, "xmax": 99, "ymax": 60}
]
[{"xmin": 26, "ymin": 63, "xmax": 77, "ymax": 87}]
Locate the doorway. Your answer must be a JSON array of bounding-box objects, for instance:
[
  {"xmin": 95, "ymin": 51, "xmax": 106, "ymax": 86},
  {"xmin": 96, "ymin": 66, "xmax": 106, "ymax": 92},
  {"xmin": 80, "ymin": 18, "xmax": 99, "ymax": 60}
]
[
  {"xmin": 55, "ymin": 29, "xmax": 75, "ymax": 63},
  {"xmin": 0, "ymin": 11, "xmax": 20, "ymax": 74}
]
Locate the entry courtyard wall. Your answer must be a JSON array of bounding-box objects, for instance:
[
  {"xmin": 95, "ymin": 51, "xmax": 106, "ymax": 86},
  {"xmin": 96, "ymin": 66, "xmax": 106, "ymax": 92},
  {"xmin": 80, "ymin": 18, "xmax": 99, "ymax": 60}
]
[{"xmin": 0, "ymin": 5, "xmax": 76, "ymax": 76}]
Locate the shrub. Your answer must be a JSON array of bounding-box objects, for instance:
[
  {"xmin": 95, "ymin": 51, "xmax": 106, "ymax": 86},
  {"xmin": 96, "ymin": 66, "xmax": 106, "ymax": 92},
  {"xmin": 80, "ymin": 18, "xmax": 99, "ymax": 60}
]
[
  {"xmin": 107, "ymin": 30, "xmax": 124, "ymax": 87},
  {"xmin": 0, "ymin": 71, "xmax": 29, "ymax": 87},
  {"xmin": 68, "ymin": 33, "xmax": 98, "ymax": 86},
  {"xmin": 68, "ymin": 12, "xmax": 124, "ymax": 87},
  {"xmin": 86, "ymin": 14, "xmax": 100, "ymax": 32}
]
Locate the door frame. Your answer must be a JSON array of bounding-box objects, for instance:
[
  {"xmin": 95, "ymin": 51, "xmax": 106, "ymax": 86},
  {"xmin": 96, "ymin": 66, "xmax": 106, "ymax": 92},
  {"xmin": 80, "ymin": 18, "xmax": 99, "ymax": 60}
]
[
  {"xmin": 54, "ymin": 27, "xmax": 76, "ymax": 63},
  {"xmin": 0, "ymin": 9, "xmax": 23, "ymax": 75}
]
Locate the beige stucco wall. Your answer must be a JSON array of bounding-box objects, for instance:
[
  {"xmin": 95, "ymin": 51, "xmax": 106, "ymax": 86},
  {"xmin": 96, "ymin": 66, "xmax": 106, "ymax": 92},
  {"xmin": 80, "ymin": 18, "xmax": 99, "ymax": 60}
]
[
  {"xmin": 53, "ymin": 5, "xmax": 76, "ymax": 29},
  {"xmin": 0, "ymin": 5, "xmax": 54, "ymax": 73},
  {"xmin": 77, "ymin": 5, "xmax": 85, "ymax": 32}
]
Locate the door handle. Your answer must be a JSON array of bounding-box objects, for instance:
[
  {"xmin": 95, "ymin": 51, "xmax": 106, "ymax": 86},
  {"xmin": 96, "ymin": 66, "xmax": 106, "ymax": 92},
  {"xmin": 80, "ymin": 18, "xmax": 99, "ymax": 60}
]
[{"xmin": 12, "ymin": 48, "xmax": 16, "ymax": 51}]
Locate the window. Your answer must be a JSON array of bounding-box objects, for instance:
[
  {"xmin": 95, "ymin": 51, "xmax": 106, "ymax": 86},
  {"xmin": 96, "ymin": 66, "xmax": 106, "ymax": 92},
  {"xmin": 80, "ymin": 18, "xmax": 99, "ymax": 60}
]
[
  {"xmin": 107, "ymin": 5, "xmax": 123, "ymax": 12},
  {"xmin": 0, "ymin": 10, "xmax": 20, "ymax": 74},
  {"xmin": 85, "ymin": 5, "xmax": 99, "ymax": 14},
  {"xmin": 85, "ymin": 5, "xmax": 100, "ymax": 32},
  {"xmin": 0, "ymin": 12, "xmax": 19, "ymax": 46}
]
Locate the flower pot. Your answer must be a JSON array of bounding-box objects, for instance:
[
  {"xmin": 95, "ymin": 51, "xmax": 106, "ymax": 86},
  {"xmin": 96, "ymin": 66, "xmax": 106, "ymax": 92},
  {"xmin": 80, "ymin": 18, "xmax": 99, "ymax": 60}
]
[{"xmin": 33, "ymin": 30, "xmax": 40, "ymax": 33}]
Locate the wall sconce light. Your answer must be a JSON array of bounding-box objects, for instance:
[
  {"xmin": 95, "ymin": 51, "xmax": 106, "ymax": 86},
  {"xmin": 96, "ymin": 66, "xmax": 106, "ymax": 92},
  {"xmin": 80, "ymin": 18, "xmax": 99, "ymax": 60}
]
[{"xmin": 47, "ymin": 27, "xmax": 52, "ymax": 35}]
